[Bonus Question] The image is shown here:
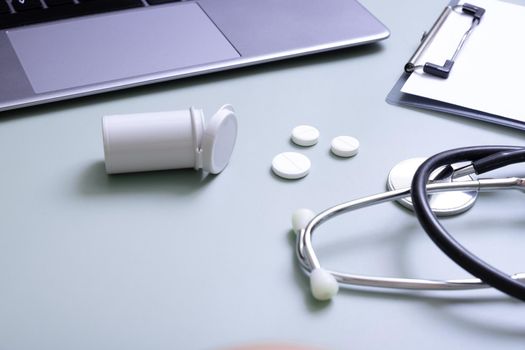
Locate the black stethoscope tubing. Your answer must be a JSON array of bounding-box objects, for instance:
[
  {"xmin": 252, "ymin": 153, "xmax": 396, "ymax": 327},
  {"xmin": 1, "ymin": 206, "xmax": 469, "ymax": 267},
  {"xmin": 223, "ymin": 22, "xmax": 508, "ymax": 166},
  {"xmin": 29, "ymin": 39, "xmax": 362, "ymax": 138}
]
[{"xmin": 411, "ymin": 145, "xmax": 525, "ymax": 301}]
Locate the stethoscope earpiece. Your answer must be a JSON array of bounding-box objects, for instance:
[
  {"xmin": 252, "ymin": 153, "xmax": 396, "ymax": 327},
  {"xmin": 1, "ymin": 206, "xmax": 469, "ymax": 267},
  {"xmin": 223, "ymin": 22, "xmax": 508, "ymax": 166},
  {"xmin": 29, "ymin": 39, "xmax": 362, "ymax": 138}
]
[
  {"xmin": 291, "ymin": 209, "xmax": 316, "ymax": 235},
  {"xmin": 310, "ymin": 268, "xmax": 339, "ymax": 301}
]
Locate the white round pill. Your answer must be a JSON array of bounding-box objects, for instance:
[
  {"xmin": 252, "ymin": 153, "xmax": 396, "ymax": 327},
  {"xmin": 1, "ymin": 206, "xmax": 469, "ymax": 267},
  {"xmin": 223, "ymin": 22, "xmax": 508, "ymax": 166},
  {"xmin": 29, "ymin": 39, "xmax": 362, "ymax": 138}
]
[
  {"xmin": 291, "ymin": 125, "xmax": 320, "ymax": 146},
  {"xmin": 331, "ymin": 136, "xmax": 360, "ymax": 157},
  {"xmin": 272, "ymin": 152, "xmax": 311, "ymax": 179}
]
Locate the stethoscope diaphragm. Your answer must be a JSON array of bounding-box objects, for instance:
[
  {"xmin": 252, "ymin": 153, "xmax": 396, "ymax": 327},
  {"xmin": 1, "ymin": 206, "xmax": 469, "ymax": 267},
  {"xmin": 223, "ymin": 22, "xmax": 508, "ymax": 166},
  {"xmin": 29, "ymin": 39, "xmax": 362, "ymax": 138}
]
[{"xmin": 387, "ymin": 157, "xmax": 478, "ymax": 216}]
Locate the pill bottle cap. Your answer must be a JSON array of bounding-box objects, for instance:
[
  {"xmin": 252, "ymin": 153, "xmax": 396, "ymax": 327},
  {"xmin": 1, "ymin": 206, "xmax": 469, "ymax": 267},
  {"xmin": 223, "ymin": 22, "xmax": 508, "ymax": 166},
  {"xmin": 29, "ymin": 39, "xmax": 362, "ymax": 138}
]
[{"xmin": 200, "ymin": 104, "xmax": 238, "ymax": 174}]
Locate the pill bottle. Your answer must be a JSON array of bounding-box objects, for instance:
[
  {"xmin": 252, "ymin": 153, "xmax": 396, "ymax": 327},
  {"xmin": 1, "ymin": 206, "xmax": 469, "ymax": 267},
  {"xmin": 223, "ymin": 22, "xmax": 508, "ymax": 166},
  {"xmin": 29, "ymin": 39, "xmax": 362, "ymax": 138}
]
[{"xmin": 102, "ymin": 105, "xmax": 237, "ymax": 174}]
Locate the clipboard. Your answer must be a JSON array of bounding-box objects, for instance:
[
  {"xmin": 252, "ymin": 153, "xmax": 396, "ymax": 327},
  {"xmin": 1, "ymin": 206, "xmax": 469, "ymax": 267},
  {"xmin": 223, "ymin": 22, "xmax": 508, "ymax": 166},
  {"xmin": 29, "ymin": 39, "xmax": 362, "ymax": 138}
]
[{"xmin": 386, "ymin": 0, "xmax": 525, "ymax": 131}]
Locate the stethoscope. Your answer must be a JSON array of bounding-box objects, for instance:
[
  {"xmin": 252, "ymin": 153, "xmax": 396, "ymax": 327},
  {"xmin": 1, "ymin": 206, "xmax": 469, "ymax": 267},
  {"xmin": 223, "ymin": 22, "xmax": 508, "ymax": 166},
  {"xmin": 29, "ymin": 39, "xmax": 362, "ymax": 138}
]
[{"xmin": 293, "ymin": 146, "xmax": 525, "ymax": 301}]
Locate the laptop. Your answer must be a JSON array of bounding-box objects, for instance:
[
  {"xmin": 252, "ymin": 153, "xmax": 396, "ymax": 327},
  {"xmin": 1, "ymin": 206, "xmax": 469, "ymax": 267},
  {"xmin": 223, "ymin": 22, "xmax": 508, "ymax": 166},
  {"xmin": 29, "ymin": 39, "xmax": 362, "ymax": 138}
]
[{"xmin": 0, "ymin": 0, "xmax": 389, "ymax": 112}]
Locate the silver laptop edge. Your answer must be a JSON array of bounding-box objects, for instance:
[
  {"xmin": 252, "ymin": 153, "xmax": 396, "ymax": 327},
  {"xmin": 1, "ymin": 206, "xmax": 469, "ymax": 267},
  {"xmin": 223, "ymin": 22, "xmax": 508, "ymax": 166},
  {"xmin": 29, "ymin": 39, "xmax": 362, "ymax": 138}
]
[{"xmin": 0, "ymin": 0, "xmax": 389, "ymax": 112}]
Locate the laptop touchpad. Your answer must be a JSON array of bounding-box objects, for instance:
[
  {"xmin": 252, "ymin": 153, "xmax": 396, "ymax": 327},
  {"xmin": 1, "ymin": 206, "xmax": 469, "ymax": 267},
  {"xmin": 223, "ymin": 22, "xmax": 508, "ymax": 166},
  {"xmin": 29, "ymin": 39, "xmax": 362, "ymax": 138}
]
[{"xmin": 7, "ymin": 3, "xmax": 240, "ymax": 94}]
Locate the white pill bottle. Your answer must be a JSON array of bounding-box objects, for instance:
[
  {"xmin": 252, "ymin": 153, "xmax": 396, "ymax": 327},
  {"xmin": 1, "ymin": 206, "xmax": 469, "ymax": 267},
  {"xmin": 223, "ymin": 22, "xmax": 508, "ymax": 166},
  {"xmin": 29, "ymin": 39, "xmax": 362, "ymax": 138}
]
[{"xmin": 102, "ymin": 105, "xmax": 237, "ymax": 175}]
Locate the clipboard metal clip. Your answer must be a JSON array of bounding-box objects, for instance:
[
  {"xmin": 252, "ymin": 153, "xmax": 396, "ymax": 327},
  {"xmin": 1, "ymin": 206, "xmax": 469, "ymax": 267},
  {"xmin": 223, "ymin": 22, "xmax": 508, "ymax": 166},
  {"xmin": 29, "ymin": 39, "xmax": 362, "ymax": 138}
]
[{"xmin": 404, "ymin": 3, "xmax": 485, "ymax": 79}]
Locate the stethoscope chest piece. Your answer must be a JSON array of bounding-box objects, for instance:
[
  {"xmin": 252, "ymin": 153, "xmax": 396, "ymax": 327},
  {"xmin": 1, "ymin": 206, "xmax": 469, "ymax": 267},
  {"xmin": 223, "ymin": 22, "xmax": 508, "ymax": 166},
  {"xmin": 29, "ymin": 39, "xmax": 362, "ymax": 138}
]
[{"xmin": 387, "ymin": 157, "xmax": 478, "ymax": 216}]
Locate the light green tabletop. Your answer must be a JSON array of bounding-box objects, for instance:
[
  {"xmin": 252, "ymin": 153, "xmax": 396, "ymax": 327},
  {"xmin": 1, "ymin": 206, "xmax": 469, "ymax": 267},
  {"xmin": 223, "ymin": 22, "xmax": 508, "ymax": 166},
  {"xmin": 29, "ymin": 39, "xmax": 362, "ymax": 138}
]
[{"xmin": 1, "ymin": 1, "xmax": 524, "ymax": 349}]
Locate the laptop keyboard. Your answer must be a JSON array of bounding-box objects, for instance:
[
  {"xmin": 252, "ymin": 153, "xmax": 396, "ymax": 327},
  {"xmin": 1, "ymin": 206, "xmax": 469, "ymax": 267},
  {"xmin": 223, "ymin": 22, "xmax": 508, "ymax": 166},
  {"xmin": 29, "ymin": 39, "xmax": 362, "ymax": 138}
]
[{"xmin": 0, "ymin": 0, "xmax": 182, "ymax": 29}]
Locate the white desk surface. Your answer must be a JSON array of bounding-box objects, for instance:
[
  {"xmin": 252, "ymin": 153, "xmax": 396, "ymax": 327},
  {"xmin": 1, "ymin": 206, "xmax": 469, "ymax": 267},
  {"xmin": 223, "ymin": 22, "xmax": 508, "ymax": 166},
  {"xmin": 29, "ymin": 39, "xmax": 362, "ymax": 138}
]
[{"xmin": 1, "ymin": 1, "xmax": 524, "ymax": 349}]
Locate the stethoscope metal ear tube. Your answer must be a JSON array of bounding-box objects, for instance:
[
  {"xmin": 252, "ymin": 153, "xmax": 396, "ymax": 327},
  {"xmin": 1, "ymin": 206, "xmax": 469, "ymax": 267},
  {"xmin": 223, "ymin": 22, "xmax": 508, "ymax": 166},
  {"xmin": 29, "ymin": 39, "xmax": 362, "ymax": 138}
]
[{"xmin": 296, "ymin": 177, "xmax": 525, "ymax": 299}]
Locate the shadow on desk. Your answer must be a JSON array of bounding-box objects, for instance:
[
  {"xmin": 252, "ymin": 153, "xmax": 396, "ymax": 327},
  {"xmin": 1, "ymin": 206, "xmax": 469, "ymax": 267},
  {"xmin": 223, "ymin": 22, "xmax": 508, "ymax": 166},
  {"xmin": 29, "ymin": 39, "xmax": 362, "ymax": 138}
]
[
  {"xmin": 288, "ymin": 216, "xmax": 525, "ymax": 338},
  {"xmin": 77, "ymin": 161, "xmax": 215, "ymax": 197}
]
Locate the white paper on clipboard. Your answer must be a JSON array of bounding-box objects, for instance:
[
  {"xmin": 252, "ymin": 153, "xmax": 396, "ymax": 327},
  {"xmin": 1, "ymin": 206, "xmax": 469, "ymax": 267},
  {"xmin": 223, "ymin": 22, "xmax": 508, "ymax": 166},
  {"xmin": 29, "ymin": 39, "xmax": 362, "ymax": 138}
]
[{"xmin": 401, "ymin": 0, "xmax": 525, "ymax": 122}]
